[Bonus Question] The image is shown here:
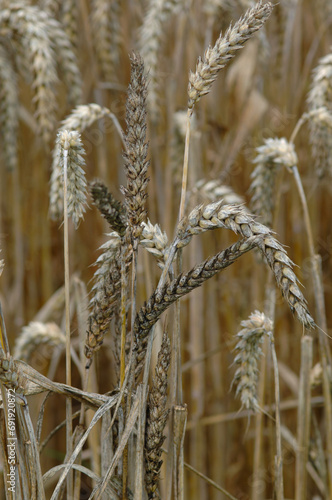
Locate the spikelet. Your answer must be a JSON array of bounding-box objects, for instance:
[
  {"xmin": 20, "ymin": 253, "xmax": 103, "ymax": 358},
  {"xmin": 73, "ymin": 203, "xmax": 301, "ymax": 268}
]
[
  {"xmin": 91, "ymin": 0, "xmax": 122, "ymax": 81},
  {"xmin": 250, "ymin": 137, "xmax": 298, "ymax": 227},
  {"xmin": 140, "ymin": 220, "xmax": 169, "ymax": 266},
  {"xmin": 145, "ymin": 331, "xmax": 170, "ymax": 498},
  {"xmin": 0, "ymin": 46, "xmax": 18, "ymax": 170},
  {"xmin": 51, "ymin": 129, "xmax": 88, "ymax": 228},
  {"xmin": 13, "ymin": 322, "xmax": 65, "ymax": 362},
  {"xmin": 177, "ymin": 201, "xmax": 315, "ymax": 329},
  {"xmin": 49, "ymin": 104, "xmax": 112, "ymax": 222},
  {"xmin": 122, "ymin": 53, "xmax": 150, "ymax": 239},
  {"xmin": 188, "ymin": 0, "xmax": 273, "ymax": 109},
  {"xmin": 307, "ymin": 51, "xmax": 332, "ymax": 178},
  {"xmin": 0, "ymin": 3, "xmax": 58, "ymax": 144},
  {"xmin": 0, "ymin": 258, "xmax": 4, "ymax": 276},
  {"xmin": 232, "ymin": 311, "xmax": 273, "ymax": 410},
  {"xmin": 139, "ymin": 0, "xmax": 180, "ymax": 121}
]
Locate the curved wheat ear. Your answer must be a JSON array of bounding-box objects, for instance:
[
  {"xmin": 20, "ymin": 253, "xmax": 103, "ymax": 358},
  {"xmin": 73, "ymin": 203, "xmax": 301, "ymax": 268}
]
[
  {"xmin": 13, "ymin": 322, "xmax": 65, "ymax": 362},
  {"xmin": 91, "ymin": 0, "xmax": 121, "ymax": 81},
  {"xmin": 121, "ymin": 53, "xmax": 150, "ymax": 239},
  {"xmin": 49, "ymin": 104, "xmax": 113, "ymax": 221},
  {"xmin": 145, "ymin": 331, "xmax": 170, "ymax": 499},
  {"xmin": 232, "ymin": 311, "xmax": 273, "ymax": 411},
  {"xmin": 139, "ymin": 0, "xmax": 180, "ymax": 121},
  {"xmin": 51, "ymin": 130, "xmax": 88, "ymax": 227},
  {"xmin": 90, "ymin": 179, "xmax": 127, "ymax": 236},
  {"xmin": 250, "ymin": 137, "xmax": 298, "ymax": 227},
  {"xmin": 307, "ymin": 51, "xmax": 332, "ymax": 178},
  {"xmin": 0, "ymin": 3, "xmax": 58, "ymax": 144},
  {"xmin": 177, "ymin": 202, "xmax": 315, "ymax": 329},
  {"xmin": 134, "ymin": 236, "xmax": 260, "ymax": 378},
  {"xmin": 0, "ymin": 46, "xmax": 19, "ymax": 170},
  {"xmin": 188, "ymin": 0, "xmax": 273, "ymax": 109},
  {"xmin": 193, "ymin": 179, "xmax": 245, "ymax": 206}
]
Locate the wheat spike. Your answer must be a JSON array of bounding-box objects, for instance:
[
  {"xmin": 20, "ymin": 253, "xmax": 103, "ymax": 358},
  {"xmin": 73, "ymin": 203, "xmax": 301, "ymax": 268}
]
[
  {"xmin": 232, "ymin": 311, "xmax": 273, "ymax": 411},
  {"xmin": 145, "ymin": 331, "xmax": 171, "ymax": 498},
  {"xmin": 193, "ymin": 179, "xmax": 245, "ymax": 206},
  {"xmin": 139, "ymin": 0, "xmax": 180, "ymax": 121},
  {"xmin": 0, "ymin": 3, "xmax": 58, "ymax": 144},
  {"xmin": 307, "ymin": 51, "xmax": 332, "ymax": 178},
  {"xmin": 250, "ymin": 137, "xmax": 298, "ymax": 227},
  {"xmin": 91, "ymin": 0, "xmax": 122, "ymax": 81},
  {"xmin": 134, "ymin": 236, "xmax": 260, "ymax": 378},
  {"xmin": 90, "ymin": 179, "xmax": 127, "ymax": 237},
  {"xmin": 51, "ymin": 130, "xmax": 88, "ymax": 228},
  {"xmin": 0, "ymin": 46, "xmax": 19, "ymax": 171},
  {"xmin": 59, "ymin": 0, "xmax": 78, "ymax": 51},
  {"xmin": 188, "ymin": 0, "xmax": 273, "ymax": 109},
  {"xmin": 13, "ymin": 322, "xmax": 65, "ymax": 362},
  {"xmin": 177, "ymin": 201, "xmax": 315, "ymax": 329},
  {"xmin": 122, "ymin": 53, "xmax": 150, "ymax": 239}
]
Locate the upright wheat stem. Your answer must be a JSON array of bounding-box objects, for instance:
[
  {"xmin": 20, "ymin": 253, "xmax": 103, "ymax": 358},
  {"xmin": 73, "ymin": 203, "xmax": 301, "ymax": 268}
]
[
  {"xmin": 178, "ymin": 110, "xmax": 191, "ymax": 221},
  {"xmin": 63, "ymin": 149, "xmax": 73, "ymax": 497}
]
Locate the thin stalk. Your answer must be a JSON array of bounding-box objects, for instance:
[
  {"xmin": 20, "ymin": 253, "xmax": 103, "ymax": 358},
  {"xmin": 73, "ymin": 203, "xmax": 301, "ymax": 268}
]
[
  {"xmin": 268, "ymin": 333, "xmax": 284, "ymax": 500},
  {"xmin": 295, "ymin": 335, "xmax": 313, "ymax": 500},
  {"xmin": 290, "ymin": 165, "xmax": 332, "ymax": 495},
  {"xmin": 172, "ymin": 405, "xmax": 187, "ymax": 500},
  {"xmin": 178, "ymin": 109, "xmax": 192, "ymax": 221},
  {"xmin": 63, "ymin": 149, "xmax": 73, "ymax": 497},
  {"xmin": 120, "ymin": 244, "xmax": 128, "ymax": 387}
]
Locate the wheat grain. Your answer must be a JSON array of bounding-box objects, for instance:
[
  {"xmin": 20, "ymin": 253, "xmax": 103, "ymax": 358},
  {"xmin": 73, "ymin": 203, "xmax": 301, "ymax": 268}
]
[
  {"xmin": 188, "ymin": 0, "xmax": 273, "ymax": 109},
  {"xmin": 177, "ymin": 201, "xmax": 315, "ymax": 329},
  {"xmin": 232, "ymin": 311, "xmax": 273, "ymax": 411},
  {"xmin": 145, "ymin": 331, "xmax": 170, "ymax": 498},
  {"xmin": 121, "ymin": 53, "xmax": 150, "ymax": 239}
]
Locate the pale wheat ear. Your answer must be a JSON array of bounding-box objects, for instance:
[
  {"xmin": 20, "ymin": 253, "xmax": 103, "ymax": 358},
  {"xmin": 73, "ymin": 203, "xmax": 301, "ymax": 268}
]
[
  {"xmin": 0, "ymin": 46, "xmax": 18, "ymax": 171},
  {"xmin": 232, "ymin": 311, "xmax": 273, "ymax": 411},
  {"xmin": 250, "ymin": 137, "xmax": 298, "ymax": 227},
  {"xmin": 307, "ymin": 51, "xmax": 332, "ymax": 178},
  {"xmin": 91, "ymin": 0, "xmax": 121, "ymax": 81}
]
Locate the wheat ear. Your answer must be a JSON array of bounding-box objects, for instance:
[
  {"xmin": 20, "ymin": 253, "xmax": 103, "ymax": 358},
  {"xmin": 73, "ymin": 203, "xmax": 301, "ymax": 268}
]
[
  {"xmin": 232, "ymin": 311, "xmax": 273, "ymax": 411},
  {"xmin": 145, "ymin": 331, "xmax": 171, "ymax": 498},
  {"xmin": 90, "ymin": 179, "xmax": 127, "ymax": 236},
  {"xmin": 134, "ymin": 236, "xmax": 260, "ymax": 378},
  {"xmin": 13, "ymin": 322, "xmax": 65, "ymax": 362},
  {"xmin": 0, "ymin": 3, "xmax": 58, "ymax": 144},
  {"xmin": 0, "ymin": 46, "xmax": 18, "ymax": 171},
  {"xmin": 250, "ymin": 137, "xmax": 298, "ymax": 227},
  {"xmin": 307, "ymin": 51, "xmax": 332, "ymax": 178},
  {"xmin": 121, "ymin": 52, "xmax": 150, "ymax": 239},
  {"xmin": 177, "ymin": 201, "xmax": 315, "ymax": 329},
  {"xmin": 188, "ymin": 0, "xmax": 273, "ymax": 110}
]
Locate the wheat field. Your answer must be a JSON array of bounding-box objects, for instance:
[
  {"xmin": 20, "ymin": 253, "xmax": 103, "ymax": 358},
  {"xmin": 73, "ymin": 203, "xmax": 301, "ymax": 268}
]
[{"xmin": 0, "ymin": 1, "xmax": 331, "ymax": 499}]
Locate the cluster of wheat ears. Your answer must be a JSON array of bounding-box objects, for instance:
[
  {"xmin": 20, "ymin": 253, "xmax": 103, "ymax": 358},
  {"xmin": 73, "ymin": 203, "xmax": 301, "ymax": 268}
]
[{"xmin": 0, "ymin": 0, "xmax": 332, "ymax": 499}]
